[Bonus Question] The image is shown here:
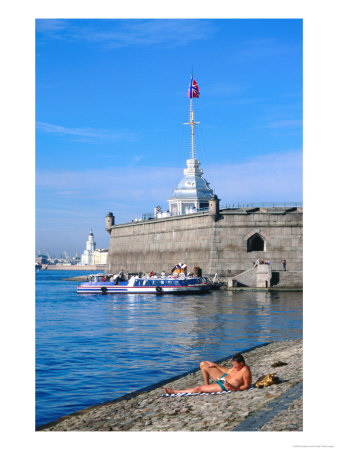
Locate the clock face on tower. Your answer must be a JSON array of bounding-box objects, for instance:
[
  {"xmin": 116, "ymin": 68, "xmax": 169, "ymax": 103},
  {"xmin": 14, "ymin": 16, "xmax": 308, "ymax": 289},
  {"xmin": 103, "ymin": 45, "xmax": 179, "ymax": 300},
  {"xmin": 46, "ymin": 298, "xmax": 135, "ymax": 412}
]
[{"xmin": 185, "ymin": 181, "xmax": 196, "ymax": 187}]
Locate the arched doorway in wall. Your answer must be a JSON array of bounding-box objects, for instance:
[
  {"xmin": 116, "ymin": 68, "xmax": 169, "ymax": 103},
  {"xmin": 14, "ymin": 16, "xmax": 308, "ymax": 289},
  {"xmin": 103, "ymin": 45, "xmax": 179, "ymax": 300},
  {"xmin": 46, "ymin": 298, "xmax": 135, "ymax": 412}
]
[{"xmin": 247, "ymin": 233, "xmax": 265, "ymax": 252}]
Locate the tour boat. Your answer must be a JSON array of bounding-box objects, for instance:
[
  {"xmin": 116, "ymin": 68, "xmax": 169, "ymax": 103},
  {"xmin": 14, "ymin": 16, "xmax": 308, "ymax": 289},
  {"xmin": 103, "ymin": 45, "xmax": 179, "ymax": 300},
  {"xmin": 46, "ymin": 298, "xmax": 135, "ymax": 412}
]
[{"xmin": 76, "ymin": 273, "xmax": 213, "ymax": 294}]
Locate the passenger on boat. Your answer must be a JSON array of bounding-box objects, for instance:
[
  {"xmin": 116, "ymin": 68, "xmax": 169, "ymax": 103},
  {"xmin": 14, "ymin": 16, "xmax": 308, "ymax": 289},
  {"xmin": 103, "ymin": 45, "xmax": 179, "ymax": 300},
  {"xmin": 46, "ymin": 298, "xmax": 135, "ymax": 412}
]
[
  {"xmin": 119, "ymin": 270, "xmax": 125, "ymax": 281},
  {"xmin": 150, "ymin": 271, "xmax": 154, "ymax": 277},
  {"xmin": 163, "ymin": 354, "xmax": 252, "ymax": 395},
  {"xmin": 161, "ymin": 271, "xmax": 165, "ymax": 277},
  {"xmin": 172, "ymin": 262, "xmax": 187, "ymax": 275},
  {"xmin": 112, "ymin": 271, "xmax": 124, "ymax": 285}
]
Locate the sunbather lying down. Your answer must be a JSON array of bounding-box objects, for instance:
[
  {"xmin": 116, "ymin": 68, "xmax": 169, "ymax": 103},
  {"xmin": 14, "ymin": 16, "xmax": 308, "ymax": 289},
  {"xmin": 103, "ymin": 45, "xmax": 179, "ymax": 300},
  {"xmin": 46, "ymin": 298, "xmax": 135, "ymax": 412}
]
[{"xmin": 163, "ymin": 353, "xmax": 252, "ymax": 394}]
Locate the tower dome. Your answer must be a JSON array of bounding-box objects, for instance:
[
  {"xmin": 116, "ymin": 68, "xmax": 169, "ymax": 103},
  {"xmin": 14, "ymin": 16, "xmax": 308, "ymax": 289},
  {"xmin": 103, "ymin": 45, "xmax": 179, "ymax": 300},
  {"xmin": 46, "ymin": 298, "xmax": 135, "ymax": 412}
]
[{"xmin": 168, "ymin": 158, "xmax": 214, "ymax": 215}]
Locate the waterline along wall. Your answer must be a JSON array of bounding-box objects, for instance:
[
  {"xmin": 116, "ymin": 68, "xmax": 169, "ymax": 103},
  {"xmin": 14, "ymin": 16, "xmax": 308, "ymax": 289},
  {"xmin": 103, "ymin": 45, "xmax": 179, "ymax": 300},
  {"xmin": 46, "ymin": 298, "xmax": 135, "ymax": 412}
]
[{"xmin": 105, "ymin": 199, "xmax": 303, "ymax": 279}]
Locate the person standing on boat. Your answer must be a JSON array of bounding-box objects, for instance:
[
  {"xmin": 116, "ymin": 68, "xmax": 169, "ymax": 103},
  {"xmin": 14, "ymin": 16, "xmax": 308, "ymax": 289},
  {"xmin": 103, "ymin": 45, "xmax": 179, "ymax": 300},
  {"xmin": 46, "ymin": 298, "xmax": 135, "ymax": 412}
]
[{"xmin": 119, "ymin": 269, "xmax": 125, "ymax": 280}]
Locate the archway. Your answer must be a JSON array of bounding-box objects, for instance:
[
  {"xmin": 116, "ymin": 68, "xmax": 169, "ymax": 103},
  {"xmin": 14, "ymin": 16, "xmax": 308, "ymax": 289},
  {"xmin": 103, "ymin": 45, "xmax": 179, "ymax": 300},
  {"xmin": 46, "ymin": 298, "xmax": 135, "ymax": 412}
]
[{"xmin": 247, "ymin": 233, "xmax": 265, "ymax": 252}]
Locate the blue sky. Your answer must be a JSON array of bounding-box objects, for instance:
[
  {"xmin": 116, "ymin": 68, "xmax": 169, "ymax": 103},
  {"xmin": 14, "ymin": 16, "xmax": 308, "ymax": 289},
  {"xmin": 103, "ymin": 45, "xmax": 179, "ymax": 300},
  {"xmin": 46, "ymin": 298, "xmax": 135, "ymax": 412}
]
[{"xmin": 36, "ymin": 18, "xmax": 303, "ymax": 257}]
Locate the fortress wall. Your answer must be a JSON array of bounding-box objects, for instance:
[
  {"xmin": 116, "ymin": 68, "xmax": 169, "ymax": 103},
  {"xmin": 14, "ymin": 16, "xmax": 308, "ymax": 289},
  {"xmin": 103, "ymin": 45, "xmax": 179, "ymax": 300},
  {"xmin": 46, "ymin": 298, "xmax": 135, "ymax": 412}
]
[{"xmin": 106, "ymin": 209, "xmax": 303, "ymax": 276}]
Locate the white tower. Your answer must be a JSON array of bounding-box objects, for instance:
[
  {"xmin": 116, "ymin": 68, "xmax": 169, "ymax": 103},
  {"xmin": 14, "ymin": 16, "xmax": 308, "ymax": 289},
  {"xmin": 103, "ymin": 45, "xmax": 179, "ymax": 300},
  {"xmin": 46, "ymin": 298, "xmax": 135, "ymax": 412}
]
[{"xmin": 81, "ymin": 229, "xmax": 96, "ymax": 265}]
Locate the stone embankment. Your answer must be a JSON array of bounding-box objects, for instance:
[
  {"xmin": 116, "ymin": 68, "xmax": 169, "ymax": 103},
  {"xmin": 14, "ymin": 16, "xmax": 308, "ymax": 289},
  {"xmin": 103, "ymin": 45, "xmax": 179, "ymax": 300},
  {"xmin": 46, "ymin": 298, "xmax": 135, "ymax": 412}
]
[
  {"xmin": 38, "ymin": 339, "xmax": 302, "ymax": 432},
  {"xmin": 40, "ymin": 264, "xmax": 106, "ymax": 271}
]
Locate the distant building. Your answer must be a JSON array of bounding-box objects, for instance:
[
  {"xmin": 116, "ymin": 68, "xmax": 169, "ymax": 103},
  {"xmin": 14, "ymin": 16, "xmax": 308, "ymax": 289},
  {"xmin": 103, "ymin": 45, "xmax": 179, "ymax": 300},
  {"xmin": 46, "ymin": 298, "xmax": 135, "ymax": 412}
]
[
  {"xmin": 81, "ymin": 229, "xmax": 96, "ymax": 265},
  {"xmin": 92, "ymin": 249, "xmax": 108, "ymax": 265},
  {"xmin": 72, "ymin": 253, "xmax": 81, "ymax": 264},
  {"xmin": 35, "ymin": 254, "xmax": 49, "ymax": 265}
]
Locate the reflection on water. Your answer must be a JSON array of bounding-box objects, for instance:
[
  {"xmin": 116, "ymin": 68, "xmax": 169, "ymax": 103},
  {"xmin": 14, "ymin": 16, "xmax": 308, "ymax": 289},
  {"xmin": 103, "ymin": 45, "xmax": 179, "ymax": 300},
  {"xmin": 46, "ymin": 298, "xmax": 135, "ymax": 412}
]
[{"xmin": 35, "ymin": 271, "xmax": 302, "ymax": 427}]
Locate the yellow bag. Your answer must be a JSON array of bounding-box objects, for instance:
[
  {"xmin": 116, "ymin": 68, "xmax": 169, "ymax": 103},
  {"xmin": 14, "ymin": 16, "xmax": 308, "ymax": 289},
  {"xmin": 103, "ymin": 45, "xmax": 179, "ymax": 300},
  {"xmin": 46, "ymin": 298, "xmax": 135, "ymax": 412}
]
[{"xmin": 254, "ymin": 373, "xmax": 281, "ymax": 388}]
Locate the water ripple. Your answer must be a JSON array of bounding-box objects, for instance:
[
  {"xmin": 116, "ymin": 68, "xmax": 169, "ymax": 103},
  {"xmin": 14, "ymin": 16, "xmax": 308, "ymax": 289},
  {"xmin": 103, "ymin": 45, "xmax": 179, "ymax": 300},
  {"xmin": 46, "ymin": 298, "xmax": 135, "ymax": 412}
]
[{"xmin": 36, "ymin": 270, "xmax": 302, "ymax": 427}]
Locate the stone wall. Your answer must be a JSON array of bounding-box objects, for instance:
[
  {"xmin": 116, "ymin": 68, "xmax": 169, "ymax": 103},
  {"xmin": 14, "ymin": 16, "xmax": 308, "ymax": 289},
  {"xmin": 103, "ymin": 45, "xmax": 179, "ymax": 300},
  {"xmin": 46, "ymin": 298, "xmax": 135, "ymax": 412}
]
[
  {"xmin": 229, "ymin": 266, "xmax": 259, "ymax": 287},
  {"xmin": 106, "ymin": 207, "xmax": 303, "ymax": 277}
]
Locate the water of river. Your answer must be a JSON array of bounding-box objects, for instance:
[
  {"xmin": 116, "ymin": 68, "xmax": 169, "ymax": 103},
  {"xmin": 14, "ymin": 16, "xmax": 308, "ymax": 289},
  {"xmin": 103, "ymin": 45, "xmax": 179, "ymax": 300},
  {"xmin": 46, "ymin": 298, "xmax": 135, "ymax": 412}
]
[{"xmin": 35, "ymin": 270, "xmax": 302, "ymax": 427}]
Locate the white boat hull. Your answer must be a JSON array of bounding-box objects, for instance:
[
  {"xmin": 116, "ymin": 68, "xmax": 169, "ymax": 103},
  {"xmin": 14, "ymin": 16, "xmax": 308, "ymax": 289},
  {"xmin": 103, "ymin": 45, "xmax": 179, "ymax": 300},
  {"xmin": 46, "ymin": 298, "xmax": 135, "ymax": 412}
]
[
  {"xmin": 77, "ymin": 285, "xmax": 210, "ymax": 294},
  {"xmin": 77, "ymin": 277, "xmax": 212, "ymax": 294}
]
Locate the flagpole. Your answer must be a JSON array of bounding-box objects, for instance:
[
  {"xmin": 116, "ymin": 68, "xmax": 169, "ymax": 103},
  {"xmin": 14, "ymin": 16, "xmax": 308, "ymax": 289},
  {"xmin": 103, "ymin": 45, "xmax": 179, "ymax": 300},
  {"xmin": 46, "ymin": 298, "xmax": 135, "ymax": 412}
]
[
  {"xmin": 185, "ymin": 76, "xmax": 200, "ymax": 160},
  {"xmin": 190, "ymin": 98, "xmax": 194, "ymax": 159}
]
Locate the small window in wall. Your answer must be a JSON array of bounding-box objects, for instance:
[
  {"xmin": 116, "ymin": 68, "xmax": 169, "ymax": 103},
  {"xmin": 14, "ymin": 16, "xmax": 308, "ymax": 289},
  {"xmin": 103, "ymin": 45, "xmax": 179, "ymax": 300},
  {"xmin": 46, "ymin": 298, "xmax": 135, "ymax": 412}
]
[
  {"xmin": 171, "ymin": 204, "xmax": 178, "ymax": 215},
  {"xmin": 182, "ymin": 203, "xmax": 196, "ymax": 214},
  {"xmin": 247, "ymin": 233, "xmax": 265, "ymax": 252},
  {"xmin": 199, "ymin": 202, "xmax": 209, "ymax": 209}
]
